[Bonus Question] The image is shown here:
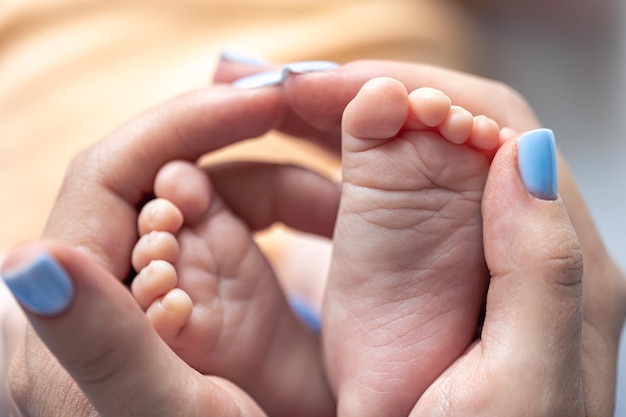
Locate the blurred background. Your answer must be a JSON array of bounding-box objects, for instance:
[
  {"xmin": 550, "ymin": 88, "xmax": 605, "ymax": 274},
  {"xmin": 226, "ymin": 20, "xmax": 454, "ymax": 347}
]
[{"xmin": 1, "ymin": 0, "xmax": 624, "ymax": 414}]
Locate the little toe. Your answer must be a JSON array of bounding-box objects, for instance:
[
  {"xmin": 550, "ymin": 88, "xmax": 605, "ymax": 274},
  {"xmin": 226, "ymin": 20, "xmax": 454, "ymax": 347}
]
[
  {"xmin": 469, "ymin": 115, "xmax": 501, "ymax": 150},
  {"xmin": 154, "ymin": 161, "xmax": 212, "ymax": 224},
  {"xmin": 146, "ymin": 288, "xmax": 193, "ymax": 344},
  {"xmin": 407, "ymin": 87, "xmax": 452, "ymax": 128},
  {"xmin": 138, "ymin": 198, "xmax": 184, "ymax": 236},
  {"xmin": 131, "ymin": 260, "xmax": 178, "ymax": 310},
  {"xmin": 500, "ymin": 127, "xmax": 518, "ymax": 143},
  {"xmin": 342, "ymin": 77, "xmax": 409, "ymax": 152},
  {"xmin": 132, "ymin": 231, "xmax": 180, "ymax": 271},
  {"xmin": 439, "ymin": 105, "xmax": 474, "ymax": 145}
]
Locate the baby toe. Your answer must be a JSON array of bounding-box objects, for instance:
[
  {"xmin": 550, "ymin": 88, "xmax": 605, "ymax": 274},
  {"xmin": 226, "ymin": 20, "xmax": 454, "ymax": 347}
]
[
  {"xmin": 138, "ymin": 198, "xmax": 184, "ymax": 236},
  {"xmin": 469, "ymin": 115, "xmax": 501, "ymax": 150},
  {"xmin": 154, "ymin": 161, "xmax": 212, "ymax": 223},
  {"xmin": 131, "ymin": 260, "xmax": 178, "ymax": 310},
  {"xmin": 146, "ymin": 288, "xmax": 193, "ymax": 344},
  {"xmin": 343, "ymin": 77, "xmax": 409, "ymax": 151},
  {"xmin": 407, "ymin": 87, "xmax": 452, "ymax": 128},
  {"xmin": 132, "ymin": 231, "xmax": 180, "ymax": 271},
  {"xmin": 439, "ymin": 105, "xmax": 474, "ymax": 145}
]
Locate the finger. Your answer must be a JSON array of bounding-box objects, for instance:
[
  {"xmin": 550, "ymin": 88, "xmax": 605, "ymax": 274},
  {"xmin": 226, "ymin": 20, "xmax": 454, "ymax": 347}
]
[
  {"xmin": 480, "ymin": 129, "xmax": 585, "ymax": 415},
  {"xmin": 206, "ymin": 162, "xmax": 340, "ymax": 237},
  {"xmin": 214, "ymin": 57, "xmax": 341, "ymax": 150},
  {"xmin": 1, "ymin": 241, "xmax": 266, "ymax": 417},
  {"xmin": 279, "ymin": 60, "xmax": 540, "ymax": 143},
  {"xmin": 44, "ymin": 86, "xmax": 285, "ymax": 278}
]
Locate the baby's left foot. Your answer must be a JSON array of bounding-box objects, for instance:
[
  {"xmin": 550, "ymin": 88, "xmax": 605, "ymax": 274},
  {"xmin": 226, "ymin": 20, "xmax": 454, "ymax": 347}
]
[{"xmin": 131, "ymin": 161, "xmax": 333, "ymax": 417}]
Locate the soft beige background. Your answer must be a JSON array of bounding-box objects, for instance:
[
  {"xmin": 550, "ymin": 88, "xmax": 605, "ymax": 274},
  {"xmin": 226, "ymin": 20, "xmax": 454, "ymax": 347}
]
[{"xmin": 0, "ymin": 0, "xmax": 484, "ymax": 255}]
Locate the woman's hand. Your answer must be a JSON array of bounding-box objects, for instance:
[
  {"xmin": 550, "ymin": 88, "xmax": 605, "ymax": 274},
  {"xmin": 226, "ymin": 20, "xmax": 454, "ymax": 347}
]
[
  {"xmin": 218, "ymin": 59, "xmax": 626, "ymax": 415},
  {"xmin": 4, "ymin": 85, "xmax": 339, "ymax": 417}
]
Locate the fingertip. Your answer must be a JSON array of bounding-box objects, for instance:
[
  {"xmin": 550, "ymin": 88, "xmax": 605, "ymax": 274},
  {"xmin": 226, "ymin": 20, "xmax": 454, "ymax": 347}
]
[
  {"xmin": 1, "ymin": 244, "xmax": 74, "ymax": 317},
  {"xmin": 213, "ymin": 50, "xmax": 272, "ymax": 85},
  {"xmin": 482, "ymin": 130, "xmax": 583, "ymax": 352},
  {"xmin": 517, "ymin": 129, "xmax": 558, "ymax": 200}
]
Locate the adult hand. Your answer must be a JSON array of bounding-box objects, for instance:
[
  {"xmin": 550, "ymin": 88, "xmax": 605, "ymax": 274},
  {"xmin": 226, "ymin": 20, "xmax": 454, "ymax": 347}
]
[
  {"xmin": 414, "ymin": 129, "xmax": 584, "ymax": 416},
  {"xmin": 3, "ymin": 86, "xmax": 339, "ymax": 416},
  {"xmin": 5, "ymin": 59, "xmax": 625, "ymax": 416},
  {"xmin": 217, "ymin": 59, "xmax": 626, "ymax": 415}
]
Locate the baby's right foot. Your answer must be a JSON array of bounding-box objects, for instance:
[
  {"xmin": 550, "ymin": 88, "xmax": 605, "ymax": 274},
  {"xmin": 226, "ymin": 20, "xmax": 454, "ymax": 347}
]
[
  {"xmin": 131, "ymin": 161, "xmax": 333, "ymax": 417},
  {"xmin": 324, "ymin": 78, "xmax": 503, "ymax": 417}
]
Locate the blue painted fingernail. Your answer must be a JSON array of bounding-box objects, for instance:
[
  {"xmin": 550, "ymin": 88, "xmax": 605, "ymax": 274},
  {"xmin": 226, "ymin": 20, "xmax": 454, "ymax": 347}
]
[
  {"xmin": 2, "ymin": 253, "xmax": 74, "ymax": 316},
  {"xmin": 232, "ymin": 60, "xmax": 339, "ymax": 89},
  {"xmin": 289, "ymin": 296, "xmax": 321, "ymax": 334},
  {"xmin": 232, "ymin": 69, "xmax": 284, "ymax": 89},
  {"xmin": 518, "ymin": 128, "xmax": 558, "ymax": 200},
  {"xmin": 283, "ymin": 60, "xmax": 340, "ymax": 75},
  {"xmin": 220, "ymin": 49, "xmax": 270, "ymax": 66}
]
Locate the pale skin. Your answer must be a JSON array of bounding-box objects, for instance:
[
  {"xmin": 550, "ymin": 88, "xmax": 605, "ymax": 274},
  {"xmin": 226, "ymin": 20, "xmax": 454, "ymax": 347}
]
[
  {"xmin": 3, "ymin": 60, "xmax": 625, "ymax": 416},
  {"xmin": 130, "ymin": 160, "xmax": 337, "ymax": 417},
  {"xmin": 129, "ymin": 81, "xmax": 503, "ymax": 417},
  {"xmin": 325, "ymin": 78, "xmax": 503, "ymax": 417}
]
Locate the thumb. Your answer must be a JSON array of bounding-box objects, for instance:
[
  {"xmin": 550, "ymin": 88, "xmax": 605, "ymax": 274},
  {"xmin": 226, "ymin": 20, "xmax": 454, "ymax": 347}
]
[
  {"xmin": 1, "ymin": 241, "xmax": 264, "ymax": 417},
  {"xmin": 480, "ymin": 129, "xmax": 585, "ymax": 414}
]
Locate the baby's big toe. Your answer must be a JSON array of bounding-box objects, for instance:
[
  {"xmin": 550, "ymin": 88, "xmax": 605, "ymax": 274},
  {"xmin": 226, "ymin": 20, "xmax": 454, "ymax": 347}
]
[
  {"xmin": 342, "ymin": 77, "xmax": 409, "ymax": 153},
  {"xmin": 154, "ymin": 161, "xmax": 213, "ymax": 224}
]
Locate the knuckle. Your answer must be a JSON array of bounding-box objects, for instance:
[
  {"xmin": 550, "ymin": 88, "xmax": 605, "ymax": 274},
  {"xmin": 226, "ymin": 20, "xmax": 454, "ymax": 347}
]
[{"xmin": 541, "ymin": 230, "xmax": 584, "ymax": 290}]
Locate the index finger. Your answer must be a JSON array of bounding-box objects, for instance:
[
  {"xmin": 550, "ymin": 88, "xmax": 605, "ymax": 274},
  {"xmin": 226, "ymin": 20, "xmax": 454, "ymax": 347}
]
[
  {"xmin": 282, "ymin": 60, "xmax": 540, "ymax": 140},
  {"xmin": 43, "ymin": 86, "xmax": 285, "ymax": 278}
]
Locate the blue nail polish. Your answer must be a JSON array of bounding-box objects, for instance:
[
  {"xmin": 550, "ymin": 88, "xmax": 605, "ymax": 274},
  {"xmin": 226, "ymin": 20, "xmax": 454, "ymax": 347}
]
[
  {"xmin": 2, "ymin": 253, "xmax": 74, "ymax": 316},
  {"xmin": 232, "ymin": 60, "xmax": 339, "ymax": 89},
  {"xmin": 518, "ymin": 128, "xmax": 558, "ymax": 200},
  {"xmin": 289, "ymin": 296, "xmax": 321, "ymax": 334},
  {"xmin": 283, "ymin": 60, "xmax": 340, "ymax": 75},
  {"xmin": 231, "ymin": 69, "xmax": 284, "ymax": 89},
  {"xmin": 220, "ymin": 49, "xmax": 270, "ymax": 66}
]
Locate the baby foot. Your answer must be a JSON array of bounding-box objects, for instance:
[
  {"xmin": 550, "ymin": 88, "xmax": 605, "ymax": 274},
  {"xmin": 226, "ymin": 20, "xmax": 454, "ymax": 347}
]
[
  {"xmin": 131, "ymin": 161, "xmax": 333, "ymax": 417},
  {"xmin": 324, "ymin": 77, "xmax": 502, "ymax": 417}
]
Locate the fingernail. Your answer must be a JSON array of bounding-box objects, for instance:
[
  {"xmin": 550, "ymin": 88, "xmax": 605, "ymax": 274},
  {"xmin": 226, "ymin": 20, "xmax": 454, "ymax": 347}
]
[
  {"xmin": 283, "ymin": 60, "xmax": 340, "ymax": 75},
  {"xmin": 289, "ymin": 295, "xmax": 321, "ymax": 334},
  {"xmin": 219, "ymin": 49, "xmax": 270, "ymax": 66},
  {"xmin": 232, "ymin": 60, "xmax": 339, "ymax": 89},
  {"xmin": 2, "ymin": 252, "xmax": 74, "ymax": 316},
  {"xmin": 232, "ymin": 69, "xmax": 284, "ymax": 89},
  {"xmin": 518, "ymin": 128, "xmax": 558, "ymax": 200}
]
